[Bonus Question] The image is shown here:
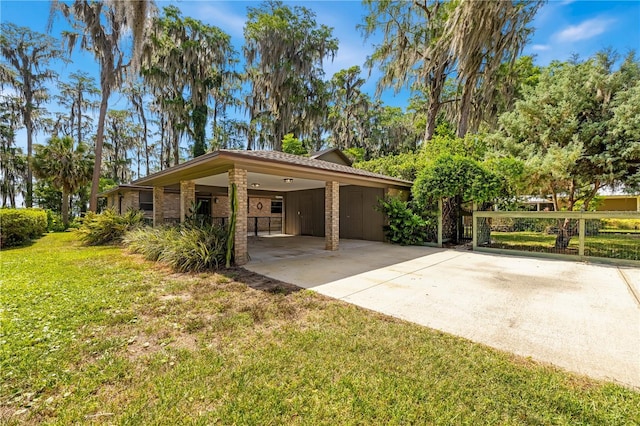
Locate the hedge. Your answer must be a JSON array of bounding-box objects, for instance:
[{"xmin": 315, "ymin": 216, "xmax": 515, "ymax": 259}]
[{"xmin": 0, "ymin": 208, "xmax": 48, "ymax": 248}]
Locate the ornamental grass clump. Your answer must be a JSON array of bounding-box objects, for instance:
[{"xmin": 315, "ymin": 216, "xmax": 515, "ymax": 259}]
[
  {"xmin": 124, "ymin": 223, "xmax": 228, "ymax": 272},
  {"xmin": 77, "ymin": 208, "xmax": 145, "ymax": 245}
]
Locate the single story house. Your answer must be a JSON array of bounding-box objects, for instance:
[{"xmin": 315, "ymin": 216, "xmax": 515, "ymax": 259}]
[{"xmin": 99, "ymin": 149, "xmax": 411, "ymax": 265}]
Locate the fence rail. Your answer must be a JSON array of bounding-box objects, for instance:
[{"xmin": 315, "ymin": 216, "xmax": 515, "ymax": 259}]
[{"xmin": 472, "ymin": 210, "xmax": 640, "ymax": 265}]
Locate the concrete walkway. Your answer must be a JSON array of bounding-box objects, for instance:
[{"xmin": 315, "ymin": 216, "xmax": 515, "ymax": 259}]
[{"xmin": 245, "ymin": 236, "xmax": 640, "ymax": 389}]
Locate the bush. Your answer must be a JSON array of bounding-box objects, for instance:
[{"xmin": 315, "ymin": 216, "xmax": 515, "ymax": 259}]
[
  {"xmin": 601, "ymin": 218, "xmax": 640, "ymax": 230},
  {"xmin": 378, "ymin": 197, "xmax": 429, "ymax": 246},
  {"xmin": 46, "ymin": 210, "xmax": 67, "ymax": 232},
  {"xmin": 124, "ymin": 223, "xmax": 228, "ymax": 272},
  {"xmin": 0, "ymin": 208, "xmax": 48, "ymax": 248},
  {"xmin": 77, "ymin": 208, "xmax": 145, "ymax": 245}
]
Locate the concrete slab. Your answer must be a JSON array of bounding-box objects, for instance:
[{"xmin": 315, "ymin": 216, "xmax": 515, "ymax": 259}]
[{"xmin": 245, "ymin": 236, "xmax": 640, "ymax": 389}]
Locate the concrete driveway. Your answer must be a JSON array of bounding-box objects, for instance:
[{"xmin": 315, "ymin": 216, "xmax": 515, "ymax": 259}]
[{"xmin": 245, "ymin": 236, "xmax": 640, "ymax": 389}]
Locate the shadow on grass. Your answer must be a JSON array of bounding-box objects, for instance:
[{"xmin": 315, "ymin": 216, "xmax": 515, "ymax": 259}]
[{"xmin": 223, "ymin": 267, "xmax": 303, "ymax": 295}]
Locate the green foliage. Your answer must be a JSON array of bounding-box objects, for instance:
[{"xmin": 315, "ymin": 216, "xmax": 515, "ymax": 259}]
[
  {"xmin": 493, "ymin": 50, "xmax": 640, "ymax": 209},
  {"xmin": 76, "ymin": 208, "xmax": 145, "ymax": 246},
  {"xmin": 46, "ymin": 209, "xmax": 67, "ymax": 232},
  {"xmin": 0, "ymin": 208, "xmax": 47, "ymax": 247},
  {"xmin": 413, "ymin": 154, "xmax": 502, "ymax": 207},
  {"xmin": 281, "ymin": 133, "xmax": 308, "ymax": 155},
  {"xmin": 355, "ymin": 152, "xmax": 424, "ymax": 181},
  {"xmin": 125, "ymin": 224, "xmax": 228, "ymax": 272},
  {"xmin": 377, "ymin": 197, "xmax": 429, "ymax": 245}
]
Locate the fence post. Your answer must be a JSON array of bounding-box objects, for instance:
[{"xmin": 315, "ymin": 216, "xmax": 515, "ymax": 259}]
[
  {"xmin": 578, "ymin": 215, "xmax": 585, "ymax": 258},
  {"xmin": 437, "ymin": 198, "xmax": 443, "ymax": 248},
  {"xmin": 472, "ymin": 202, "xmax": 478, "ymax": 250}
]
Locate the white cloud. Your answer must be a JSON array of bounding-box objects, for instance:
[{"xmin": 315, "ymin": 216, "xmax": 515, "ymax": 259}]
[
  {"xmin": 531, "ymin": 44, "xmax": 551, "ymax": 51},
  {"xmin": 554, "ymin": 17, "xmax": 615, "ymax": 43},
  {"xmin": 194, "ymin": 3, "xmax": 246, "ymax": 38}
]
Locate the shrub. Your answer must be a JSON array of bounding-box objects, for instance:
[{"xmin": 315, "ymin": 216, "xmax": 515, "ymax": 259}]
[
  {"xmin": 378, "ymin": 197, "xmax": 429, "ymax": 246},
  {"xmin": 0, "ymin": 208, "xmax": 48, "ymax": 248},
  {"xmin": 77, "ymin": 208, "xmax": 145, "ymax": 245},
  {"xmin": 601, "ymin": 218, "xmax": 640, "ymax": 230},
  {"xmin": 46, "ymin": 209, "xmax": 67, "ymax": 232},
  {"xmin": 124, "ymin": 223, "xmax": 228, "ymax": 272}
]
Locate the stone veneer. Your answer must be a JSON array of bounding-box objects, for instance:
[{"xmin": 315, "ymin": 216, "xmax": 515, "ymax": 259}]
[
  {"xmin": 180, "ymin": 180, "xmax": 196, "ymax": 222},
  {"xmin": 325, "ymin": 181, "xmax": 339, "ymax": 251},
  {"xmin": 229, "ymin": 168, "xmax": 248, "ymax": 265}
]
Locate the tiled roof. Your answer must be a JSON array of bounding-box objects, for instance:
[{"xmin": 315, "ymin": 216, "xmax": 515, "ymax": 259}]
[{"xmin": 220, "ymin": 150, "xmax": 411, "ymax": 185}]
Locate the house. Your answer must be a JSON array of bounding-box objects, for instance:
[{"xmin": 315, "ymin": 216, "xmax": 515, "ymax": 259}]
[
  {"xmin": 596, "ymin": 195, "xmax": 640, "ymax": 212},
  {"xmin": 99, "ymin": 149, "xmax": 411, "ymax": 265}
]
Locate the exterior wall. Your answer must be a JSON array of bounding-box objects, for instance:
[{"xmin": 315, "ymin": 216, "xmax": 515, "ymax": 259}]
[
  {"xmin": 598, "ymin": 197, "xmax": 639, "ymax": 212},
  {"xmin": 180, "ymin": 180, "xmax": 196, "ymax": 222},
  {"xmin": 163, "ymin": 193, "xmax": 180, "ymax": 220},
  {"xmin": 121, "ymin": 191, "xmax": 139, "ymax": 213}
]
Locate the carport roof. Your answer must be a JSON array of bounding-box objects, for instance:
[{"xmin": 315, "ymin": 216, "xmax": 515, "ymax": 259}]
[{"xmin": 133, "ymin": 149, "xmax": 413, "ymax": 188}]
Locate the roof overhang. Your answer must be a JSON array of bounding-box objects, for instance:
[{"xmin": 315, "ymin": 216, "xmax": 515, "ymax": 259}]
[{"xmin": 133, "ymin": 150, "xmax": 411, "ymax": 190}]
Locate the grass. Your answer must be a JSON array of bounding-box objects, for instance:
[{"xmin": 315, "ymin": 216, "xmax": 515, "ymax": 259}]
[
  {"xmin": 490, "ymin": 231, "xmax": 640, "ymax": 261},
  {"xmin": 2, "ymin": 233, "xmax": 639, "ymax": 424}
]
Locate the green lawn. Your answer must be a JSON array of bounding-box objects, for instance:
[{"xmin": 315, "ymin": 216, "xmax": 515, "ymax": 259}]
[
  {"xmin": 2, "ymin": 233, "xmax": 639, "ymax": 424},
  {"xmin": 490, "ymin": 231, "xmax": 640, "ymax": 261}
]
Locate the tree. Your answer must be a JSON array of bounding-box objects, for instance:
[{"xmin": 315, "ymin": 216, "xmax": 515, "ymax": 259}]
[
  {"xmin": 328, "ymin": 66, "xmax": 371, "ymax": 151},
  {"xmin": 0, "ymin": 23, "xmax": 65, "ymax": 207},
  {"xmin": 244, "ymin": 0, "xmax": 337, "ymax": 151},
  {"xmin": 435, "ymin": 0, "xmax": 543, "ymax": 137},
  {"xmin": 55, "ymin": 71, "xmax": 99, "ymax": 148},
  {"xmin": 33, "ymin": 136, "xmax": 93, "ymax": 227},
  {"xmin": 103, "ymin": 109, "xmax": 140, "ymax": 183},
  {"xmin": 51, "ymin": 0, "xmax": 154, "ymax": 212},
  {"xmin": 493, "ymin": 51, "xmax": 640, "ymax": 247},
  {"xmin": 362, "ymin": 0, "xmax": 452, "ymax": 141},
  {"xmin": 0, "ymin": 95, "xmax": 26, "ymax": 207},
  {"xmin": 282, "ymin": 133, "xmax": 308, "ymax": 156},
  {"xmin": 142, "ymin": 6, "xmax": 237, "ymax": 158}
]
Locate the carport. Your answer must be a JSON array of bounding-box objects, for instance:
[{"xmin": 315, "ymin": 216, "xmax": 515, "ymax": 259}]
[{"xmin": 132, "ymin": 149, "xmax": 411, "ymax": 265}]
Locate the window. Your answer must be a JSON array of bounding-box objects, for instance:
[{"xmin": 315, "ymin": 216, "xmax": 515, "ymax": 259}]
[
  {"xmin": 139, "ymin": 191, "xmax": 153, "ymax": 212},
  {"xmin": 271, "ymin": 200, "xmax": 283, "ymax": 214}
]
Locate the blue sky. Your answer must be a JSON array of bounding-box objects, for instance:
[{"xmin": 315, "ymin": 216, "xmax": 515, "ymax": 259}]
[{"xmin": 1, "ymin": 0, "xmax": 639, "ymax": 152}]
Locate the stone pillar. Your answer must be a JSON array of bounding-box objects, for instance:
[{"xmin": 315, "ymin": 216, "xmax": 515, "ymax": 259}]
[
  {"xmin": 325, "ymin": 181, "xmax": 339, "ymax": 251},
  {"xmin": 180, "ymin": 180, "xmax": 196, "ymax": 223},
  {"xmin": 229, "ymin": 168, "xmax": 248, "ymax": 265},
  {"xmin": 153, "ymin": 186, "xmax": 164, "ymax": 227}
]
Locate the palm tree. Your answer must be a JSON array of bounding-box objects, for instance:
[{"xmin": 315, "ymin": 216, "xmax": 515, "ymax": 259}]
[
  {"xmin": 0, "ymin": 23, "xmax": 65, "ymax": 207},
  {"xmin": 33, "ymin": 136, "xmax": 93, "ymax": 227},
  {"xmin": 50, "ymin": 0, "xmax": 154, "ymax": 212}
]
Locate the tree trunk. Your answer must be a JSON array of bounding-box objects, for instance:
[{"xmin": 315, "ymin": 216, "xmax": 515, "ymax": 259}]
[
  {"xmin": 61, "ymin": 187, "xmax": 70, "ymax": 228},
  {"xmin": 25, "ymin": 112, "xmax": 33, "ymax": 208},
  {"xmin": 424, "ymin": 63, "xmax": 446, "ymax": 142},
  {"xmin": 456, "ymin": 79, "xmax": 474, "ymax": 138},
  {"xmin": 89, "ymin": 88, "xmax": 110, "ymax": 212}
]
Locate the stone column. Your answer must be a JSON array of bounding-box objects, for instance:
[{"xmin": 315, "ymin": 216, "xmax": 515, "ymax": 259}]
[
  {"xmin": 325, "ymin": 181, "xmax": 339, "ymax": 251},
  {"xmin": 153, "ymin": 186, "xmax": 164, "ymax": 227},
  {"xmin": 180, "ymin": 180, "xmax": 196, "ymax": 223},
  {"xmin": 229, "ymin": 168, "xmax": 248, "ymax": 265}
]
